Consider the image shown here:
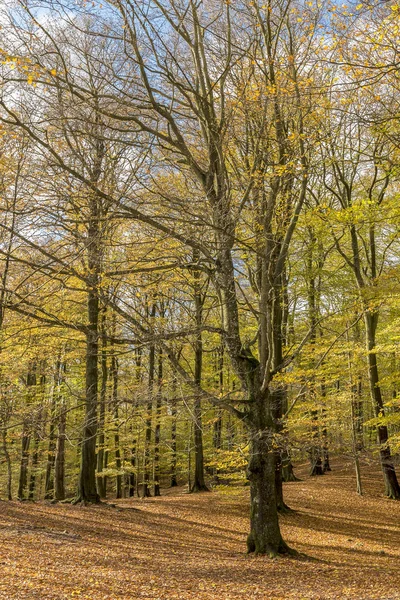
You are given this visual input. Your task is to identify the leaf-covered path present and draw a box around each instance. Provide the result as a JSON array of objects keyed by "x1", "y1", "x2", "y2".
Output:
[{"x1": 1, "y1": 461, "x2": 399, "y2": 600}]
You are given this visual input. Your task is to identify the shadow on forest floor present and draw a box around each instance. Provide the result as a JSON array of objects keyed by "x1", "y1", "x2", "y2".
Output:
[{"x1": 1, "y1": 457, "x2": 400, "y2": 600}]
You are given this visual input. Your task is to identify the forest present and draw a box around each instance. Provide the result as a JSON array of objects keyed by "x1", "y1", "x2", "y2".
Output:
[{"x1": 0, "y1": 0, "x2": 400, "y2": 598}]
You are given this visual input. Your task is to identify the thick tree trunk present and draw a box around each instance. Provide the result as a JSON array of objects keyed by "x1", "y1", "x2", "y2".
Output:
[
  {"x1": 365, "y1": 312, "x2": 400, "y2": 499},
  {"x1": 246, "y1": 399, "x2": 292, "y2": 557},
  {"x1": 78, "y1": 311, "x2": 100, "y2": 503}
]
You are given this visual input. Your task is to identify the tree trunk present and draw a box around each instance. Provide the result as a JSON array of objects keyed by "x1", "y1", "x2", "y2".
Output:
[
  {"x1": 309, "y1": 418, "x2": 324, "y2": 477},
  {"x1": 28, "y1": 425, "x2": 40, "y2": 500},
  {"x1": 365, "y1": 311, "x2": 400, "y2": 499},
  {"x1": 54, "y1": 406, "x2": 66, "y2": 501},
  {"x1": 77, "y1": 136, "x2": 104, "y2": 502},
  {"x1": 170, "y1": 375, "x2": 178, "y2": 487},
  {"x1": 111, "y1": 352, "x2": 122, "y2": 499},
  {"x1": 1, "y1": 428, "x2": 12, "y2": 500},
  {"x1": 18, "y1": 424, "x2": 30, "y2": 500},
  {"x1": 271, "y1": 386, "x2": 291, "y2": 512},
  {"x1": 213, "y1": 344, "x2": 223, "y2": 483},
  {"x1": 129, "y1": 437, "x2": 136, "y2": 497},
  {"x1": 78, "y1": 312, "x2": 100, "y2": 503},
  {"x1": 153, "y1": 348, "x2": 163, "y2": 496},
  {"x1": 44, "y1": 379, "x2": 57, "y2": 499},
  {"x1": 282, "y1": 450, "x2": 300, "y2": 482},
  {"x1": 351, "y1": 386, "x2": 363, "y2": 495},
  {"x1": 190, "y1": 250, "x2": 209, "y2": 493},
  {"x1": 246, "y1": 398, "x2": 292, "y2": 557},
  {"x1": 321, "y1": 394, "x2": 331, "y2": 473},
  {"x1": 97, "y1": 308, "x2": 108, "y2": 499},
  {"x1": 142, "y1": 306, "x2": 156, "y2": 498}
]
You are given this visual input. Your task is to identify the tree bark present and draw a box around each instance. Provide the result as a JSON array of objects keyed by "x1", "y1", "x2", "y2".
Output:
[
  {"x1": 54, "y1": 398, "x2": 67, "y2": 501},
  {"x1": 17, "y1": 424, "x2": 31, "y2": 501},
  {"x1": 191, "y1": 252, "x2": 209, "y2": 493},
  {"x1": 44, "y1": 378, "x2": 57, "y2": 499},
  {"x1": 365, "y1": 311, "x2": 400, "y2": 499},
  {"x1": 246, "y1": 396, "x2": 292, "y2": 557},
  {"x1": 1, "y1": 428, "x2": 12, "y2": 500},
  {"x1": 111, "y1": 351, "x2": 122, "y2": 499},
  {"x1": 18, "y1": 368, "x2": 36, "y2": 500},
  {"x1": 142, "y1": 304, "x2": 156, "y2": 498},
  {"x1": 153, "y1": 347, "x2": 163, "y2": 496},
  {"x1": 97, "y1": 307, "x2": 108, "y2": 499},
  {"x1": 170, "y1": 375, "x2": 178, "y2": 487}
]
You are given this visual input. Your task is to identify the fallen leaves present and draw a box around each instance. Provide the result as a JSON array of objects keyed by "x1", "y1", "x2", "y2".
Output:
[{"x1": 0, "y1": 459, "x2": 399, "y2": 599}]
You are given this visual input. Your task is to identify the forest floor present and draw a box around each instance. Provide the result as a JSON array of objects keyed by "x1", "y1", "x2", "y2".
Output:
[{"x1": 0, "y1": 459, "x2": 400, "y2": 600}]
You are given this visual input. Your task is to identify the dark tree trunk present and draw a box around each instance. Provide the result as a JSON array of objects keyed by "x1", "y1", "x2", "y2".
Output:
[
  {"x1": 321, "y1": 389, "x2": 331, "y2": 472},
  {"x1": 18, "y1": 424, "x2": 31, "y2": 500},
  {"x1": 170, "y1": 375, "x2": 178, "y2": 487},
  {"x1": 44, "y1": 380, "x2": 57, "y2": 499},
  {"x1": 365, "y1": 311, "x2": 400, "y2": 499},
  {"x1": 153, "y1": 347, "x2": 163, "y2": 497},
  {"x1": 213, "y1": 410, "x2": 222, "y2": 450},
  {"x1": 78, "y1": 300, "x2": 100, "y2": 503},
  {"x1": 28, "y1": 424, "x2": 41, "y2": 500},
  {"x1": 29, "y1": 374, "x2": 46, "y2": 499},
  {"x1": 77, "y1": 133, "x2": 104, "y2": 504},
  {"x1": 309, "y1": 417, "x2": 324, "y2": 477},
  {"x1": 191, "y1": 394, "x2": 209, "y2": 492},
  {"x1": 271, "y1": 390, "x2": 290, "y2": 512},
  {"x1": 212, "y1": 343, "x2": 223, "y2": 483},
  {"x1": 18, "y1": 368, "x2": 36, "y2": 500},
  {"x1": 190, "y1": 250, "x2": 209, "y2": 493},
  {"x1": 282, "y1": 450, "x2": 300, "y2": 482},
  {"x1": 246, "y1": 395, "x2": 292, "y2": 557},
  {"x1": 54, "y1": 399, "x2": 67, "y2": 501},
  {"x1": 111, "y1": 351, "x2": 122, "y2": 499},
  {"x1": 129, "y1": 439, "x2": 136, "y2": 497},
  {"x1": 128, "y1": 350, "x2": 142, "y2": 496},
  {"x1": 270, "y1": 276, "x2": 292, "y2": 511},
  {"x1": 322, "y1": 423, "x2": 331, "y2": 472}
]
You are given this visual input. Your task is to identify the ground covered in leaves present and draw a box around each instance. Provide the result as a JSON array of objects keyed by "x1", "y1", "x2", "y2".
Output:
[{"x1": 1, "y1": 459, "x2": 400, "y2": 600}]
